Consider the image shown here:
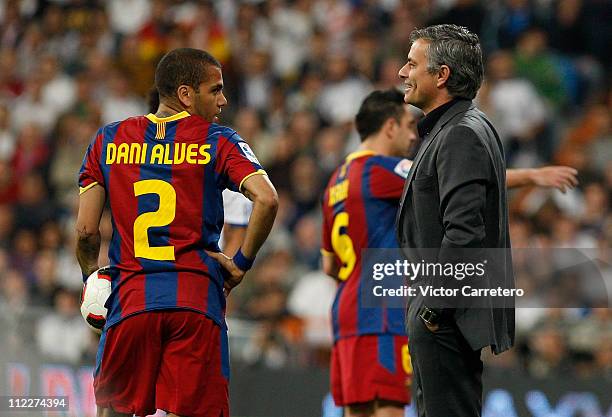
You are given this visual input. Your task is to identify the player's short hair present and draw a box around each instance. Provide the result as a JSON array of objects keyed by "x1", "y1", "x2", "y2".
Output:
[
  {"x1": 147, "y1": 86, "x2": 160, "y2": 113},
  {"x1": 355, "y1": 89, "x2": 406, "y2": 141},
  {"x1": 409, "y1": 24, "x2": 483, "y2": 99},
  {"x1": 155, "y1": 48, "x2": 221, "y2": 100}
]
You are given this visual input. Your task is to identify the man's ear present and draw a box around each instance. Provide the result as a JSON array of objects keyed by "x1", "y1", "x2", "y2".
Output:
[
  {"x1": 436, "y1": 65, "x2": 450, "y2": 88},
  {"x1": 176, "y1": 85, "x2": 193, "y2": 108},
  {"x1": 383, "y1": 117, "x2": 398, "y2": 138}
]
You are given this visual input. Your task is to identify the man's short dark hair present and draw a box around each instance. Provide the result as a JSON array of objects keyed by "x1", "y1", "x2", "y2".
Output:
[
  {"x1": 154, "y1": 48, "x2": 221, "y2": 99},
  {"x1": 410, "y1": 24, "x2": 483, "y2": 99},
  {"x1": 355, "y1": 89, "x2": 406, "y2": 141}
]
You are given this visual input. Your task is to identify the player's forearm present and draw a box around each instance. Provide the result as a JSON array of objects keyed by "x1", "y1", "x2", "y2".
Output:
[
  {"x1": 321, "y1": 253, "x2": 340, "y2": 280},
  {"x1": 505, "y1": 168, "x2": 535, "y2": 189},
  {"x1": 240, "y1": 192, "x2": 278, "y2": 259},
  {"x1": 222, "y1": 225, "x2": 247, "y2": 256},
  {"x1": 76, "y1": 230, "x2": 101, "y2": 277}
]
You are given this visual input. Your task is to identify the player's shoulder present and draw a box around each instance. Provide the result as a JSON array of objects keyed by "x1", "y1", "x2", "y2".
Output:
[
  {"x1": 100, "y1": 115, "x2": 145, "y2": 134},
  {"x1": 168, "y1": 115, "x2": 244, "y2": 144},
  {"x1": 366, "y1": 155, "x2": 412, "y2": 179},
  {"x1": 208, "y1": 123, "x2": 246, "y2": 148},
  {"x1": 367, "y1": 154, "x2": 403, "y2": 166},
  {"x1": 91, "y1": 119, "x2": 124, "y2": 143}
]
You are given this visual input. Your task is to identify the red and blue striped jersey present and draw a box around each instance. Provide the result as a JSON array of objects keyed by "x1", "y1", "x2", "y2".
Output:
[
  {"x1": 321, "y1": 150, "x2": 412, "y2": 341},
  {"x1": 78, "y1": 111, "x2": 265, "y2": 329}
]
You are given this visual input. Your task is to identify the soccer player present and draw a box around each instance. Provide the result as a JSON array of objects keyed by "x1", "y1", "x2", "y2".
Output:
[
  {"x1": 321, "y1": 89, "x2": 577, "y2": 417},
  {"x1": 76, "y1": 48, "x2": 278, "y2": 417},
  {"x1": 321, "y1": 89, "x2": 418, "y2": 417}
]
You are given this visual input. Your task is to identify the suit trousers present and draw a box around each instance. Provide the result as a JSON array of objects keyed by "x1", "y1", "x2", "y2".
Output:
[{"x1": 407, "y1": 306, "x2": 483, "y2": 417}]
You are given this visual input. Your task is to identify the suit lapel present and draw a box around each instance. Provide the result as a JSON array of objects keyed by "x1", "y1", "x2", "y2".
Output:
[{"x1": 398, "y1": 100, "x2": 474, "y2": 208}]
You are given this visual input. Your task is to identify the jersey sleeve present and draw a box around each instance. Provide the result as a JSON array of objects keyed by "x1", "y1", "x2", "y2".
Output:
[
  {"x1": 78, "y1": 128, "x2": 105, "y2": 194},
  {"x1": 368, "y1": 157, "x2": 411, "y2": 200},
  {"x1": 216, "y1": 130, "x2": 266, "y2": 192},
  {"x1": 222, "y1": 189, "x2": 253, "y2": 226}
]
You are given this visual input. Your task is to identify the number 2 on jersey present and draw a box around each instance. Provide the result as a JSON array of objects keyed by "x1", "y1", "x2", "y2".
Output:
[
  {"x1": 331, "y1": 212, "x2": 356, "y2": 280},
  {"x1": 133, "y1": 179, "x2": 176, "y2": 260}
]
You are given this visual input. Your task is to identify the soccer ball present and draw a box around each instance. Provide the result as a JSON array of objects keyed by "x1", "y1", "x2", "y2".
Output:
[{"x1": 80, "y1": 266, "x2": 112, "y2": 334}]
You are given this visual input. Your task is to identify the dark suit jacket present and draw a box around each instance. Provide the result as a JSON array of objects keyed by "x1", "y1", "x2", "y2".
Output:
[{"x1": 396, "y1": 99, "x2": 515, "y2": 354}]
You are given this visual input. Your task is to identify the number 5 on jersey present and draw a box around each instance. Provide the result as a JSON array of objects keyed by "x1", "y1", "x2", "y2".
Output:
[
  {"x1": 331, "y1": 212, "x2": 356, "y2": 280},
  {"x1": 133, "y1": 179, "x2": 176, "y2": 261}
]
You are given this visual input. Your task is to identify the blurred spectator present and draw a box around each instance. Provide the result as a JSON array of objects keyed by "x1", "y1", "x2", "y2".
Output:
[
  {"x1": 36, "y1": 287, "x2": 90, "y2": 364},
  {"x1": 106, "y1": 0, "x2": 151, "y2": 36},
  {"x1": 0, "y1": 203, "x2": 13, "y2": 247},
  {"x1": 478, "y1": 50, "x2": 548, "y2": 164},
  {"x1": 513, "y1": 27, "x2": 568, "y2": 111},
  {"x1": 101, "y1": 70, "x2": 146, "y2": 124},
  {"x1": 286, "y1": 110, "x2": 319, "y2": 154},
  {"x1": 182, "y1": 1, "x2": 231, "y2": 65},
  {"x1": 241, "y1": 320, "x2": 292, "y2": 369},
  {"x1": 0, "y1": 48, "x2": 23, "y2": 98},
  {"x1": 30, "y1": 250, "x2": 62, "y2": 308},
  {"x1": 11, "y1": 228, "x2": 38, "y2": 275},
  {"x1": 0, "y1": 103, "x2": 15, "y2": 160},
  {"x1": 39, "y1": 54, "x2": 76, "y2": 114},
  {"x1": 49, "y1": 115, "x2": 96, "y2": 208},
  {"x1": 10, "y1": 123, "x2": 49, "y2": 181},
  {"x1": 492, "y1": 0, "x2": 541, "y2": 49},
  {"x1": 266, "y1": 133, "x2": 298, "y2": 192},
  {"x1": 233, "y1": 107, "x2": 275, "y2": 166},
  {"x1": 114, "y1": 35, "x2": 157, "y2": 98},
  {"x1": 269, "y1": 0, "x2": 314, "y2": 80},
  {"x1": 547, "y1": 0, "x2": 586, "y2": 56},
  {"x1": 13, "y1": 172, "x2": 58, "y2": 232},
  {"x1": 292, "y1": 215, "x2": 322, "y2": 270},
  {"x1": 0, "y1": 267, "x2": 37, "y2": 360},
  {"x1": 317, "y1": 53, "x2": 371, "y2": 126},
  {"x1": 287, "y1": 270, "x2": 335, "y2": 349},
  {"x1": 526, "y1": 322, "x2": 572, "y2": 377},
  {"x1": 312, "y1": 0, "x2": 352, "y2": 50},
  {"x1": 288, "y1": 155, "x2": 322, "y2": 227},
  {"x1": 13, "y1": 75, "x2": 58, "y2": 134},
  {"x1": 240, "y1": 50, "x2": 275, "y2": 111},
  {"x1": 594, "y1": 333, "x2": 612, "y2": 379},
  {"x1": 287, "y1": 70, "x2": 324, "y2": 114},
  {"x1": 314, "y1": 126, "x2": 346, "y2": 180},
  {"x1": 568, "y1": 308, "x2": 612, "y2": 356}
]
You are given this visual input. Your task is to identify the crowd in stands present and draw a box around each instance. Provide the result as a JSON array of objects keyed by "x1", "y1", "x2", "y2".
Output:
[{"x1": 0, "y1": 0, "x2": 610, "y2": 381}]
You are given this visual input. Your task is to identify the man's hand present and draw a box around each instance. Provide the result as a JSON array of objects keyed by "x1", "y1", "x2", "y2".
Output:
[
  {"x1": 506, "y1": 166, "x2": 578, "y2": 192},
  {"x1": 423, "y1": 320, "x2": 439, "y2": 333},
  {"x1": 530, "y1": 166, "x2": 578, "y2": 193},
  {"x1": 206, "y1": 250, "x2": 246, "y2": 296}
]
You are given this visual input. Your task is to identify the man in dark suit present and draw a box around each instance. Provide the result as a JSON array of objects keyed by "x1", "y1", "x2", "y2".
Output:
[{"x1": 395, "y1": 25, "x2": 515, "y2": 417}]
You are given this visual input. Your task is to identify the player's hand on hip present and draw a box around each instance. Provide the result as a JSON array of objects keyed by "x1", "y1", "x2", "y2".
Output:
[{"x1": 205, "y1": 250, "x2": 246, "y2": 296}]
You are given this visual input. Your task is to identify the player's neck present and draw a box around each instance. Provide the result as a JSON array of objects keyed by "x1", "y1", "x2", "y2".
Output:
[
  {"x1": 359, "y1": 136, "x2": 388, "y2": 156},
  {"x1": 155, "y1": 102, "x2": 188, "y2": 118}
]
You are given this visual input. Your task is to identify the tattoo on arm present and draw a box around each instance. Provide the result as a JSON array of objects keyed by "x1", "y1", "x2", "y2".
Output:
[
  {"x1": 242, "y1": 189, "x2": 253, "y2": 200},
  {"x1": 76, "y1": 227, "x2": 101, "y2": 276}
]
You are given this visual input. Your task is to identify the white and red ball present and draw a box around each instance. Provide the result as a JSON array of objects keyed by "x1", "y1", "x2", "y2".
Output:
[{"x1": 80, "y1": 266, "x2": 111, "y2": 334}]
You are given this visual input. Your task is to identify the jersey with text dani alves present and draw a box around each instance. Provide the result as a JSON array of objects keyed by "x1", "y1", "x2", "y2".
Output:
[
  {"x1": 78, "y1": 111, "x2": 265, "y2": 329},
  {"x1": 321, "y1": 150, "x2": 412, "y2": 341}
]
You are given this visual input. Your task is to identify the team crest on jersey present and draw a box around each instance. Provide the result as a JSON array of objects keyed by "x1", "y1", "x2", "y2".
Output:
[
  {"x1": 239, "y1": 142, "x2": 260, "y2": 164},
  {"x1": 393, "y1": 159, "x2": 412, "y2": 178}
]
